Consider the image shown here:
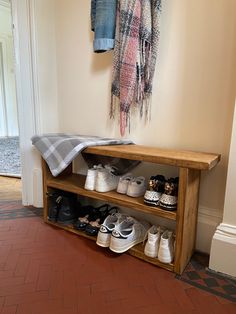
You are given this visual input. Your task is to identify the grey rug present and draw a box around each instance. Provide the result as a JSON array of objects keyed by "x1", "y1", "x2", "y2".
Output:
[{"x1": 0, "y1": 137, "x2": 21, "y2": 177}]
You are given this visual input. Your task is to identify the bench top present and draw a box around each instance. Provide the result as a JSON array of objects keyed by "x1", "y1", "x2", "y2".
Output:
[{"x1": 84, "y1": 144, "x2": 220, "y2": 170}]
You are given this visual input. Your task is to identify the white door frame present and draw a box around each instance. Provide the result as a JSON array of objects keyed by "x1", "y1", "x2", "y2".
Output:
[
  {"x1": 0, "y1": 41, "x2": 8, "y2": 136},
  {"x1": 11, "y1": 0, "x2": 42, "y2": 206}
]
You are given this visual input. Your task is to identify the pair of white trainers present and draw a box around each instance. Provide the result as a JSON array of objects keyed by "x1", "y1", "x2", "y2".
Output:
[
  {"x1": 144, "y1": 225, "x2": 175, "y2": 264},
  {"x1": 116, "y1": 173, "x2": 146, "y2": 197},
  {"x1": 84, "y1": 164, "x2": 120, "y2": 192},
  {"x1": 96, "y1": 212, "x2": 150, "y2": 253}
]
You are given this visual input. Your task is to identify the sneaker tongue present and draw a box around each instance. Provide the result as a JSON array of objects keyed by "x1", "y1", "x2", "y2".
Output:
[
  {"x1": 149, "y1": 233, "x2": 158, "y2": 241},
  {"x1": 118, "y1": 220, "x2": 134, "y2": 236},
  {"x1": 119, "y1": 228, "x2": 132, "y2": 236},
  {"x1": 105, "y1": 165, "x2": 119, "y2": 175}
]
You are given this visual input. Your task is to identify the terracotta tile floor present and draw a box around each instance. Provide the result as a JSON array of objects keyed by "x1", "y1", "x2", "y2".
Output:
[
  {"x1": 0, "y1": 178, "x2": 236, "y2": 313},
  {"x1": 0, "y1": 213, "x2": 236, "y2": 313}
]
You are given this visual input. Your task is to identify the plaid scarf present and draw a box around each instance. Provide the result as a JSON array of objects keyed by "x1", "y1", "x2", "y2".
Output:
[{"x1": 110, "y1": 0, "x2": 162, "y2": 136}]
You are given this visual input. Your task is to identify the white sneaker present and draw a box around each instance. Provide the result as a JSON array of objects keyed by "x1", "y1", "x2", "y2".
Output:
[
  {"x1": 95, "y1": 165, "x2": 120, "y2": 192},
  {"x1": 109, "y1": 218, "x2": 150, "y2": 253},
  {"x1": 116, "y1": 173, "x2": 134, "y2": 194},
  {"x1": 126, "y1": 176, "x2": 146, "y2": 197},
  {"x1": 96, "y1": 213, "x2": 128, "y2": 247},
  {"x1": 144, "y1": 225, "x2": 163, "y2": 258},
  {"x1": 158, "y1": 230, "x2": 174, "y2": 263},
  {"x1": 84, "y1": 164, "x2": 103, "y2": 190}
]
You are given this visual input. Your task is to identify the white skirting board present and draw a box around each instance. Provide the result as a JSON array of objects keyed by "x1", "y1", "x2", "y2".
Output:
[{"x1": 209, "y1": 223, "x2": 236, "y2": 277}]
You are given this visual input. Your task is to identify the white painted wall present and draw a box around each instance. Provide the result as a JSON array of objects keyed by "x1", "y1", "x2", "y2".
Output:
[{"x1": 0, "y1": 1, "x2": 18, "y2": 136}]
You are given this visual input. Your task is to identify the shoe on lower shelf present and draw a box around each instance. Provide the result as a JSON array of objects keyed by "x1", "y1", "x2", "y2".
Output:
[
  {"x1": 109, "y1": 218, "x2": 150, "y2": 253},
  {"x1": 48, "y1": 191, "x2": 78, "y2": 224},
  {"x1": 126, "y1": 176, "x2": 146, "y2": 197},
  {"x1": 56, "y1": 194, "x2": 78, "y2": 225},
  {"x1": 47, "y1": 193, "x2": 62, "y2": 222},
  {"x1": 85, "y1": 205, "x2": 118, "y2": 236},
  {"x1": 96, "y1": 212, "x2": 128, "y2": 247},
  {"x1": 74, "y1": 204, "x2": 109, "y2": 231},
  {"x1": 158, "y1": 230, "x2": 175, "y2": 264},
  {"x1": 144, "y1": 225, "x2": 163, "y2": 258}
]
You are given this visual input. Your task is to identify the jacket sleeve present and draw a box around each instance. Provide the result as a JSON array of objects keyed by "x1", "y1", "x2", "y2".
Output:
[{"x1": 92, "y1": 0, "x2": 117, "y2": 53}]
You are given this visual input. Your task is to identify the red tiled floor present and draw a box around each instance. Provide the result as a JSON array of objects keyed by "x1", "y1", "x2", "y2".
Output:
[{"x1": 0, "y1": 213, "x2": 236, "y2": 313}]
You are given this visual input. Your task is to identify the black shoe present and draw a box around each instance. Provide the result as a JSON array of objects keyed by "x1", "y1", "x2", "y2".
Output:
[
  {"x1": 159, "y1": 177, "x2": 179, "y2": 211},
  {"x1": 73, "y1": 205, "x2": 95, "y2": 231},
  {"x1": 47, "y1": 192, "x2": 62, "y2": 222},
  {"x1": 144, "y1": 175, "x2": 165, "y2": 206},
  {"x1": 85, "y1": 206, "x2": 118, "y2": 236},
  {"x1": 48, "y1": 191, "x2": 78, "y2": 224}
]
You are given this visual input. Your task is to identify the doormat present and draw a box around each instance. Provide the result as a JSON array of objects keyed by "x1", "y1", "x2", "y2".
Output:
[
  {"x1": 0, "y1": 136, "x2": 21, "y2": 177},
  {"x1": 0, "y1": 200, "x2": 43, "y2": 220},
  {"x1": 176, "y1": 252, "x2": 236, "y2": 302}
]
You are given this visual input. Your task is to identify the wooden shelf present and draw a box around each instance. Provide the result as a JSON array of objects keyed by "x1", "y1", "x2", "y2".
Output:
[
  {"x1": 42, "y1": 143, "x2": 221, "y2": 274},
  {"x1": 46, "y1": 173, "x2": 177, "y2": 221},
  {"x1": 84, "y1": 145, "x2": 220, "y2": 170},
  {"x1": 46, "y1": 219, "x2": 174, "y2": 272}
]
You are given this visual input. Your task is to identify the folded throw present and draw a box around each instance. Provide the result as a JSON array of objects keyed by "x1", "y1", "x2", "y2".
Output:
[{"x1": 32, "y1": 134, "x2": 134, "y2": 176}]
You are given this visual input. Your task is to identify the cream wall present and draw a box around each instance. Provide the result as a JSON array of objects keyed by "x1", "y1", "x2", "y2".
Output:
[{"x1": 54, "y1": 0, "x2": 236, "y2": 217}]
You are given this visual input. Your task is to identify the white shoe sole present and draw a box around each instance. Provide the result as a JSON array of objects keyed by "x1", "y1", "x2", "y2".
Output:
[
  {"x1": 158, "y1": 255, "x2": 173, "y2": 264},
  {"x1": 116, "y1": 186, "x2": 128, "y2": 194},
  {"x1": 95, "y1": 187, "x2": 116, "y2": 193},
  {"x1": 84, "y1": 185, "x2": 95, "y2": 191},
  {"x1": 144, "y1": 248, "x2": 158, "y2": 258},
  {"x1": 96, "y1": 232, "x2": 111, "y2": 247},
  {"x1": 126, "y1": 190, "x2": 146, "y2": 197},
  {"x1": 109, "y1": 236, "x2": 143, "y2": 253}
]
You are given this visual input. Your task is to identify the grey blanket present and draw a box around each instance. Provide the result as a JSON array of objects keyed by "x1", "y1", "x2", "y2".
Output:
[{"x1": 31, "y1": 134, "x2": 136, "y2": 177}]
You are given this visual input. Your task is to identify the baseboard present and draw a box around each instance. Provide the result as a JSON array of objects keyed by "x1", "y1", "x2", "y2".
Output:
[
  {"x1": 209, "y1": 223, "x2": 236, "y2": 277},
  {"x1": 196, "y1": 206, "x2": 223, "y2": 253}
]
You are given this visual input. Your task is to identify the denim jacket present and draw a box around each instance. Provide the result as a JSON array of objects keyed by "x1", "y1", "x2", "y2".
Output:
[{"x1": 91, "y1": 0, "x2": 117, "y2": 53}]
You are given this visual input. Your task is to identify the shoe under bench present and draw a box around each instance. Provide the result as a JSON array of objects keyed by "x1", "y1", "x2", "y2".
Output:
[{"x1": 42, "y1": 144, "x2": 220, "y2": 275}]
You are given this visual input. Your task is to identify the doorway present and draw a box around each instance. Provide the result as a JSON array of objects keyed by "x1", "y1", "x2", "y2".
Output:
[{"x1": 0, "y1": 0, "x2": 21, "y2": 178}]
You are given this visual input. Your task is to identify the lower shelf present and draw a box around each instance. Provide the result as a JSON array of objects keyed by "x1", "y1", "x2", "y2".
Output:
[{"x1": 45, "y1": 220, "x2": 174, "y2": 272}]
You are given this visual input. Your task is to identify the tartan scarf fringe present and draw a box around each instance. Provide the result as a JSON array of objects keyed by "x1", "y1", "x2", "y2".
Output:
[
  {"x1": 110, "y1": 0, "x2": 161, "y2": 136},
  {"x1": 110, "y1": 94, "x2": 152, "y2": 136}
]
